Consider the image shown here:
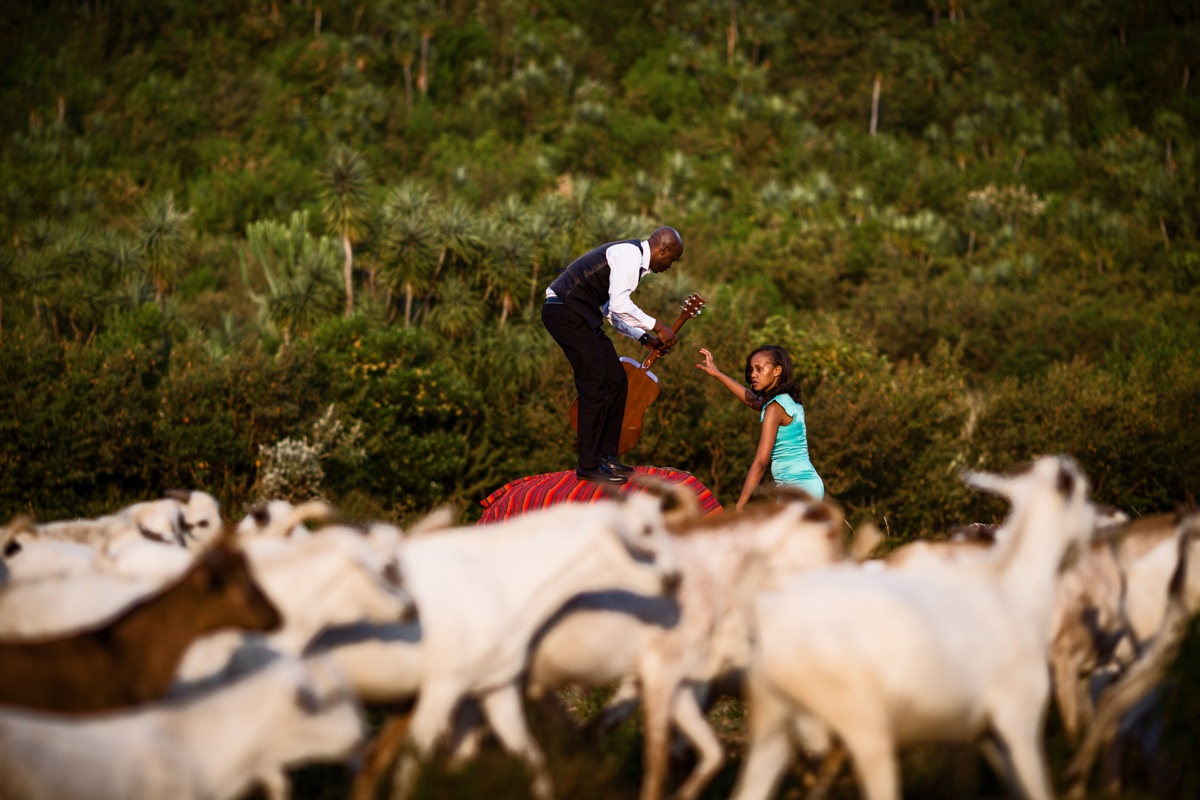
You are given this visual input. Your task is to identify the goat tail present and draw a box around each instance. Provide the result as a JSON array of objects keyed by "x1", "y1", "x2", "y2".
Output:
[{"x1": 1063, "y1": 512, "x2": 1197, "y2": 797}]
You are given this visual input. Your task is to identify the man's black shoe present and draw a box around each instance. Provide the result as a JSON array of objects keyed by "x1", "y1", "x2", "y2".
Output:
[
  {"x1": 601, "y1": 455, "x2": 636, "y2": 475},
  {"x1": 576, "y1": 463, "x2": 628, "y2": 485}
]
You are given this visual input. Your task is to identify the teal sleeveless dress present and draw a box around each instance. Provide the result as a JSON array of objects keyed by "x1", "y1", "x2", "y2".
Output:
[{"x1": 760, "y1": 394, "x2": 824, "y2": 500}]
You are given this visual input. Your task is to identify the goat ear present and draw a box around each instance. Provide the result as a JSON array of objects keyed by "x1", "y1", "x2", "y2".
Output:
[
  {"x1": 163, "y1": 489, "x2": 194, "y2": 502},
  {"x1": 848, "y1": 521, "x2": 884, "y2": 562},
  {"x1": 408, "y1": 505, "x2": 457, "y2": 536},
  {"x1": 661, "y1": 486, "x2": 700, "y2": 524},
  {"x1": 961, "y1": 470, "x2": 1012, "y2": 497},
  {"x1": 261, "y1": 500, "x2": 335, "y2": 539},
  {"x1": 627, "y1": 475, "x2": 700, "y2": 522}
]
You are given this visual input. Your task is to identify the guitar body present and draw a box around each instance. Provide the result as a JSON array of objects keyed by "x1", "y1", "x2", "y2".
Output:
[
  {"x1": 568, "y1": 358, "x2": 659, "y2": 456},
  {"x1": 565, "y1": 294, "x2": 705, "y2": 457}
]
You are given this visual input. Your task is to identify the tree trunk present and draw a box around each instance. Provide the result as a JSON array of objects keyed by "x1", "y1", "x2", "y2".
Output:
[
  {"x1": 870, "y1": 73, "x2": 881, "y2": 136},
  {"x1": 1160, "y1": 219, "x2": 1170, "y2": 251},
  {"x1": 0, "y1": 295, "x2": 4, "y2": 343},
  {"x1": 418, "y1": 31, "x2": 431, "y2": 95},
  {"x1": 404, "y1": 281, "x2": 413, "y2": 327},
  {"x1": 314, "y1": 6, "x2": 321, "y2": 37},
  {"x1": 416, "y1": 248, "x2": 448, "y2": 319},
  {"x1": 342, "y1": 232, "x2": 355, "y2": 316},
  {"x1": 528, "y1": 259, "x2": 539, "y2": 310},
  {"x1": 968, "y1": 230, "x2": 976, "y2": 257},
  {"x1": 402, "y1": 62, "x2": 413, "y2": 112},
  {"x1": 727, "y1": 0, "x2": 738, "y2": 65},
  {"x1": 499, "y1": 294, "x2": 510, "y2": 328}
]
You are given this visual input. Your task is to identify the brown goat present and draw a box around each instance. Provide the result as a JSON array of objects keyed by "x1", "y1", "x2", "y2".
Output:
[{"x1": 0, "y1": 533, "x2": 280, "y2": 713}]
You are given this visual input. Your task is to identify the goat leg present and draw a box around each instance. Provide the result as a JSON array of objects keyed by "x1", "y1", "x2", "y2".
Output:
[
  {"x1": 666, "y1": 686, "x2": 725, "y2": 800},
  {"x1": 480, "y1": 683, "x2": 554, "y2": 800},
  {"x1": 804, "y1": 744, "x2": 846, "y2": 800},
  {"x1": 350, "y1": 712, "x2": 411, "y2": 800}
]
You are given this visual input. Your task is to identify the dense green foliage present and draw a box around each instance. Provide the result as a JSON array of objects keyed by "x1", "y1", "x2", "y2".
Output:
[{"x1": 2, "y1": 0, "x2": 1198, "y2": 534}]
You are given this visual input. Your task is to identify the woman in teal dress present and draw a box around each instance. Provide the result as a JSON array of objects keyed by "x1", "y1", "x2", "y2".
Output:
[{"x1": 696, "y1": 344, "x2": 824, "y2": 509}]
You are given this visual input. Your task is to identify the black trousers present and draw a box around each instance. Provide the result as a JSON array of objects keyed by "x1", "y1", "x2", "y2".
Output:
[{"x1": 542, "y1": 303, "x2": 628, "y2": 470}]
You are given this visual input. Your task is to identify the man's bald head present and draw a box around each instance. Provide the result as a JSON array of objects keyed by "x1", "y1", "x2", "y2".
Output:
[{"x1": 648, "y1": 227, "x2": 683, "y2": 273}]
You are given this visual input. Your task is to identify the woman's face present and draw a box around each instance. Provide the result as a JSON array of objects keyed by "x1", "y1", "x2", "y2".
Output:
[{"x1": 748, "y1": 353, "x2": 782, "y2": 393}]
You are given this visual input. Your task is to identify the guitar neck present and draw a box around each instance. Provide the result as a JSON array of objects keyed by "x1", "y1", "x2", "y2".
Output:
[{"x1": 639, "y1": 309, "x2": 691, "y2": 370}]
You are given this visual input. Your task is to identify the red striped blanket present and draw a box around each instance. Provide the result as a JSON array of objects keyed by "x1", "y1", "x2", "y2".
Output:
[{"x1": 477, "y1": 466, "x2": 724, "y2": 525}]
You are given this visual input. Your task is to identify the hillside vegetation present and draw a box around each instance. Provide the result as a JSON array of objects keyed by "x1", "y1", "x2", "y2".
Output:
[{"x1": 2, "y1": 0, "x2": 1198, "y2": 534}]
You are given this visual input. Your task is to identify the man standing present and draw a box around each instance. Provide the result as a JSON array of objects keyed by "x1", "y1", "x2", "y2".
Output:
[{"x1": 542, "y1": 227, "x2": 684, "y2": 484}]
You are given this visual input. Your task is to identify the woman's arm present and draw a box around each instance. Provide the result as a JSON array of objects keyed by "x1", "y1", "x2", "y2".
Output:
[
  {"x1": 735, "y1": 402, "x2": 785, "y2": 510},
  {"x1": 695, "y1": 348, "x2": 763, "y2": 411}
]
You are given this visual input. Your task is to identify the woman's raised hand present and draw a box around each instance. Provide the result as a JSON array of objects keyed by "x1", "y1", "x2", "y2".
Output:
[{"x1": 696, "y1": 348, "x2": 721, "y2": 377}]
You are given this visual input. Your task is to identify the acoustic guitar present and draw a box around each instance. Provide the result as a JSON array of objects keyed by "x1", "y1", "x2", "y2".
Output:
[{"x1": 568, "y1": 293, "x2": 707, "y2": 455}]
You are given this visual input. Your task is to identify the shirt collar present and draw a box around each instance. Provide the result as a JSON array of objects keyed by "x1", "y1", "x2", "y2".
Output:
[{"x1": 640, "y1": 240, "x2": 651, "y2": 274}]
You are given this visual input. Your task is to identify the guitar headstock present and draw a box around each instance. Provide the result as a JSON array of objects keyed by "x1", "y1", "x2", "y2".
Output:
[{"x1": 680, "y1": 293, "x2": 707, "y2": 320}]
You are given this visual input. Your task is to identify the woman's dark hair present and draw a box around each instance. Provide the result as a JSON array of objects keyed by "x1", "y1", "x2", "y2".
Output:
[{"x1": 745, "y1": 345, "x2": 803, "y2": 405}]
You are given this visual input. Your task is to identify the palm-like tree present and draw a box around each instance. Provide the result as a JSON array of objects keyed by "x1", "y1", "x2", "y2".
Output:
[
  {"x1": 266, "y1": 249, "x2": 343, "y2": 340},
  {"x1": 379, "y1": 211, "x2": 438, "y2": 326},
  {"x1": 319, "y1": 148, "x2": 373, "y2": 317},
  {"x1": 417, "y1": 197, "x2": 480, "y2": 318},
  {"x1": 481, "y1": 221, "x2": 533, "y2": 328},
  {"x1": 113, "y1": 274, "x2": 156, "y2": 310},
  {"x1": 18, "y1": 250, "x2": 60, "y2": 330},
  {"x1": 491, "y1": 194, "x2": 529, "y2": 229},
  {"x1": 522, "y1": 210, "x2": 561, "y2": 309},
  {"x1": 134, "y1": 192, "x2": 191, "y2": 309},
  {"x1": 383, "y1": 179, "x2": 435, "y2": 219},
  {"x1": 588, "y1": 201, "x2": 649, "y2": 244},
  {"x1": 427, "y1": 274, "x2": 483, "y2": 338},
  {"x1": 393, "y1": 21, "x2": 419, "y2": 113},
  {"x1": 244, "y1": 211, "x2": 344, "y2": 344},
  {"x1": 562, "y1": 175, "x2": 599, "y2": 253},
  {"x1": 99, "y1": 230, "x2": 143, "y2": 283}
]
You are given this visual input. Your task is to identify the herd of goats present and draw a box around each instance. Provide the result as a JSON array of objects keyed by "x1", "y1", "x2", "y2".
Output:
[{"x1": 0, "y1": 455, "x2": 1196, "y2": 800}]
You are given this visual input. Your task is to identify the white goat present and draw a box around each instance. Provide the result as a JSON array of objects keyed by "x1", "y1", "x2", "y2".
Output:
[
  {"x1": 236, "y1": 499, "x2": 334, "y2": 539},
  {"x1": 30, "y1": 491, "x2": 221, "y2": 548},
  {"x1": 0, "y1": 571, "x2": 160, "y2": 637},
  {"x1": 0, "y1": 656, "x2": 364, "y2": 800},
  {"x1": 335, "y1": 490, "x2": 683, "y2": 800},
  {"x1": 174, "y1": 528, "x2": 414, "y2": 688},
  {"x1": 731, "y1": 456, "x2": 1094, "y2": 800},
  {"x1": 523, "y1": 498, "x2": 846, "y2": 800}
]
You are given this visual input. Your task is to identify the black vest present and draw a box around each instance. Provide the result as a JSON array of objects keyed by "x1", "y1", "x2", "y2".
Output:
[{"x1": 548, "y1": 239, "x2": 643, "y2": 328}]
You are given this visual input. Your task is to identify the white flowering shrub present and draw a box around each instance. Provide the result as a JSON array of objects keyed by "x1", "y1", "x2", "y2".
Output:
[{"x1": 255, "y1": 404, "x2": 365, "y2": 502}]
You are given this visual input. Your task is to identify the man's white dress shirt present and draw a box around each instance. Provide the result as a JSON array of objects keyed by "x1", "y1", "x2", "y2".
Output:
[{"x1": 546, "y1": 240, "x2": 656, "y2": 340}]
